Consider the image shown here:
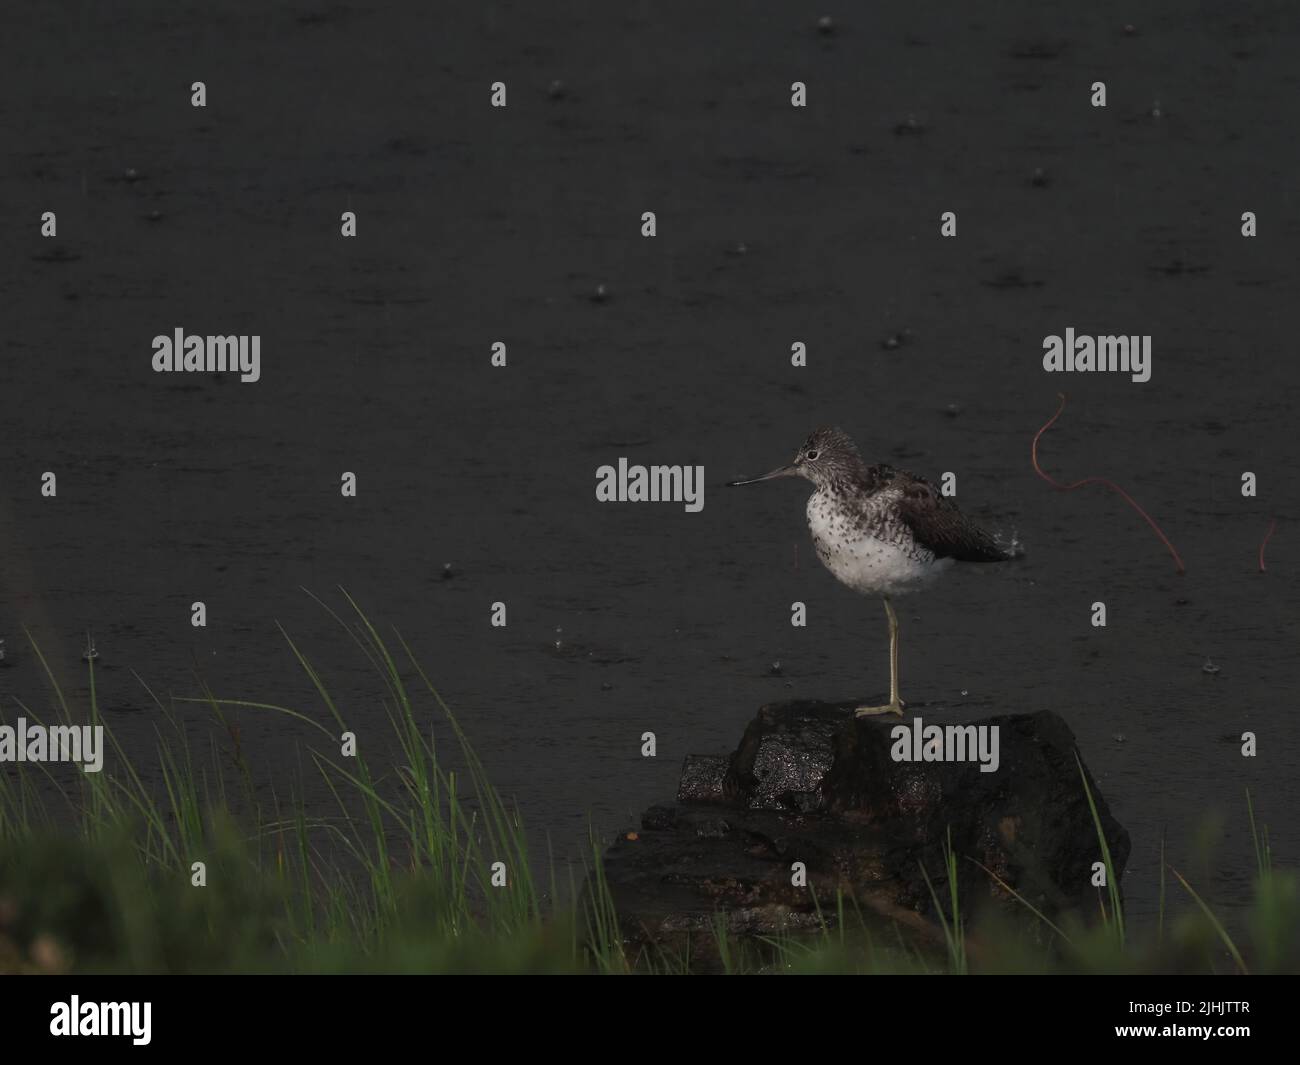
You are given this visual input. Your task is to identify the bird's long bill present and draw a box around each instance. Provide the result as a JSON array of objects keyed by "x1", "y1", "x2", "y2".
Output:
[{"x1": 726, "y1": 464, "x2": 798, "y2": 486}]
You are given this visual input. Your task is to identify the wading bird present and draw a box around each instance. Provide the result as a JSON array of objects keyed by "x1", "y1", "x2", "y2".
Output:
[{"x1": 729, "y1": 427, "x2": 1013, "y2": 716}]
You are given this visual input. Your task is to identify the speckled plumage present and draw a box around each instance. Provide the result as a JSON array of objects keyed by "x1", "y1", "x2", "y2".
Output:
[
  {"x1": 737, "y1": 425, "x2": 1011, "y2": 597},
  {"x1": 802, "y1": 432, "x2": 1010, "y2": 596},
  {"x1": 728, "y1": 426, "x2": 1012, "y2": 715},
  {"x1": 806, "y1": 481, "x2": 954, "y2": 596}
]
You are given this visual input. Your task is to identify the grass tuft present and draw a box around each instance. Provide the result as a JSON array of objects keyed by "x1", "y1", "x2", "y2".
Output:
[{"x1": 0, "y1": 596, "x2": 1296, "y2": 973}]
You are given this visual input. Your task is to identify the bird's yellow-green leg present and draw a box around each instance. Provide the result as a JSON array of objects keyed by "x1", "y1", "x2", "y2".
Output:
[{"x1": 855, "y1": 596, "x2": 906, "y2": 717}]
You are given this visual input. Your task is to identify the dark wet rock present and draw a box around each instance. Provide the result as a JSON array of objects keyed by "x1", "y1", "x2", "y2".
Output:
[
  {"x1": 677, "y1": 754, "x2": 727, "y2": 803},
  {"x1": 722, "y1": 700, "x2": 841, "y2": 810},
  {"x1": 597, "y1": 699, "x2": 1129, "y2": 969}
]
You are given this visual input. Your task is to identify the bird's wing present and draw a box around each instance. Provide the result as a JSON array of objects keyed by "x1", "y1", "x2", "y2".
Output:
[{"x1": 892, "y1": 472, "x2": 1010, "y2": 562}]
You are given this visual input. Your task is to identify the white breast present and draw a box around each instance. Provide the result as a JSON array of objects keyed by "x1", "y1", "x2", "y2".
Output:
[{"x1": 806, "y1": 491, "x2": 951, "y2": 597}]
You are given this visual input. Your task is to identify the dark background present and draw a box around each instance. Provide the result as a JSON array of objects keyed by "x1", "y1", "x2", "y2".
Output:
[{"x1": 3, "y1": 0, "x2": 1298, "y2": 930}]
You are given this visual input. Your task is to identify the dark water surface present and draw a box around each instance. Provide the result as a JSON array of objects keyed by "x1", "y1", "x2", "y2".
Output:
[{"x1": 3, "y1": 1, "x2": 1300, "y2": 931}]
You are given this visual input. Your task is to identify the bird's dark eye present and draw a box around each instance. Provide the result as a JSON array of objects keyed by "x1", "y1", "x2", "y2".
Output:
[{"x1": 806, "y1": 449, "x2": 819, "y2": 461}]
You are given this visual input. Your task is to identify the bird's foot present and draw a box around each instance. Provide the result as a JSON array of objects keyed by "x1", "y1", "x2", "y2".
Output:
[{"x1": 854, "y1": 700, "x2": 905, "y2": 718}]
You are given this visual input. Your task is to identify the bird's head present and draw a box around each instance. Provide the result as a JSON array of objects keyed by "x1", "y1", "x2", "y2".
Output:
[{"x1": 728, "y1": 426, "x2": 865, "y2": 491}]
